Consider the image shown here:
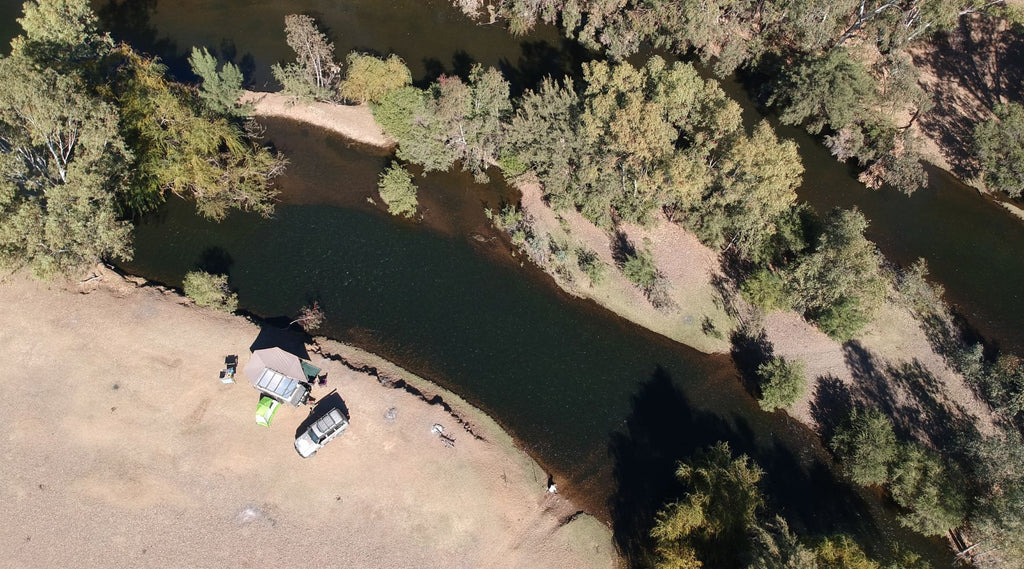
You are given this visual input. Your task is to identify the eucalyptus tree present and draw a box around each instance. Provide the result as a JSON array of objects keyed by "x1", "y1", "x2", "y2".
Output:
[
  {"x1": 272, "y1": 14, "x2": 341, "y2": 101},
  {"x1": 0, "y1": 54, "x2": 131, "y2": 275}
]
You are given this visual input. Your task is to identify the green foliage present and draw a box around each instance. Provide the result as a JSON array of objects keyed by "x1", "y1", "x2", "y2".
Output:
[
  {"x1": 741, "y1": 269, "x2": 790, "y2": 313},
  {"x1": 270, "y1": 62, "x2": 323, "y2": 102},
  {"x1": 114, "y1": 48, "x2": 285, "y2": 221},
  {"x1": 748, "y1": 515, "x2": 819, "y2": 569},
  {"x1": 894, "y1": 259, "x2": 944, "y2": 318},
  {"x1": 182, "y1": 271, "x2": 238, "y2": 312},
  {"x1": 968, "y1": 431, "x2": 1024, "y2": 566},
  {"x1": 757, "y1": 357, "x2": 806, "y2": 412},
  {"x1": 575, "y1": 246, "x2": 606, "y2": 286},
  {"x1": 830, "y1": 408, "x2": 898, "y2": 487},
  {"x1": 771, "y1": 49, "x2": 876, "y2": 136},
  {"x1": 372, "y1": 68, "x2": 510, "y2": 181},
  {"x1": 814, "y1": 296, "x2": 873, "y2": 343},
  {"x1": 621, "y1": 246, "x2": 661, "y2": 293},
  {"x1": 651, "y1": 442, "x2": 764, "y2": 568},
  {"x1": 377, "y1": 163, "x2": 418, "y2": 218},
  {"x1": 188, "y1": 47, "x2": 250, "y2": 117},
  {"x1": 339, "y1": 53, "x2": 412, "y2": 104},
  {"x1": 786, "y1": 208, "x2": 886, "y2": 342},
  {"x1": 974, "y1": 102, "x2": 1024, "y2": 198},
  {"x1": 0, "y1": 54, "x2": 132, "y2": 276},
  {"x1": 888, "y1": 443, "x2": 966, "y2": 536},
  {"x1": 273, "y1": 14, "x2": 340, "y2": 101},
  {"x1": 0, "y1": 0, "x2": 287, "y2": 276},
  {"x1": 686, "y1": 121, "x2": 803, "y2": 259},
  {"x1": 505, "y1": 76, "x2": 586, "y2": 210},
  {"x1": 12, "y1": 0, "x2": 103, "y2": 65},
  {"x1": 813, "y1": 535, "x2": 880, "y2": 569}
]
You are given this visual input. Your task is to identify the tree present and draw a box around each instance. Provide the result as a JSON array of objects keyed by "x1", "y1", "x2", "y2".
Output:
[
  {"x1": 974, "y1": 102, "x2": 1024, "y2": 198},
  {"x1": 757, "y1": 357, "x2": 807, "y2": 412},
  {"x1": 888, "y1": 442, "x2": 966, "y2": 536},
  {"x1": 377, "y1": 163, "x2": 418, "y2": 218},
  {"x1": 786, "y1": 208, "x2": 886, "y2": 342},
  {"x1": 271, "y1": 14, "x2": 340, "y2": 101},
  {"x1": 0, "y1": 54, "x2": 132, "y2": 275},
  {"x1": 182, "y1": 271, "x2": 238, "y2": 312},
  {"x1": 372, "y1": 67, "x2": 510, "y2": 182},
  {"x1": 505, "y1": 77, "x2": 585, "y2": 211},
  {"x1": 748, "y1": 515, "x2": 819, "y2": 569},
  {"x1": 12, "y1": 0, "x2": 104, "y2": 64},
  {"x1": 291, "y1": 301, "x2": 326, "y2": 332},
  {"x1": 114, "y1": 48, "x2": 285, "y2": 220},
  {"x1": 969, "y1": 431, "x2": 1024, "y2": 567},
  {"x1": 339, "y1": 53, "x2": 412, "y2": 104},
  {"x1": 375, "y1": 85, "x2": 458, "y2": 172},
  {"x1": 575, "y1": 246, "x2": 607, "y2": 286},
  {"x1": 741, "y1": 269, "x2": 791, "y2": 312},
  {"x1": 188, "y1": 47, "x2": 250, "y2": 117},
  {"x1": 688, "y1": 121, "x2": 803, "y2": 259},
  {"x1": 651, "y1": 442, "x2": 764, "y2": 568},
  {"x1": 770, "y1": 50, "x2": 876, "y2": 135},
  {"x1": 813, "y1": 535, "x2": 880, "y2": 569},
  {"x1": 829, "y1": 408, "x2": 898, "y2": 487},
  {"x1": 621, "y1": 245, "x2": 663, "y2": 298}
]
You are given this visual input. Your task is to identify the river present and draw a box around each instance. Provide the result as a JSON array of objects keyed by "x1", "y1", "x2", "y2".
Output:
[
  {"x1": 79, "y1": 0, "x2": 1024, "y2": 354},
  {"x1": 121, "y1": 116, "x2": 946, "y2": 563},
  {"x1": 0, "y1": 0, "x2": 1002, "y2": 563}
]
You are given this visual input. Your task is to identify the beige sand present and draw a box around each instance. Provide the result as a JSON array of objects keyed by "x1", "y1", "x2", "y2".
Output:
[
  {"x1": 243, "y1": 90, "x2": 394, "y2": 149},
  {"x1": 0, "y1": 271, "x2": 617, "y2": 569},
  {"x1": 517, "y1": 181, "x2": 733, "y2": 354}
]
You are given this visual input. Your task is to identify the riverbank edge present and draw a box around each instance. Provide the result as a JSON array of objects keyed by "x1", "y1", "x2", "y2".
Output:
[
  {"x1": 244, "y1": 91, "x2": 997, "y2": 440},
  {"x1": 63, "y1": 262, "x2": 619, "y2": 561},
  {"x1": 244, "y1": 91, "x2": 733, "y2": 355}
]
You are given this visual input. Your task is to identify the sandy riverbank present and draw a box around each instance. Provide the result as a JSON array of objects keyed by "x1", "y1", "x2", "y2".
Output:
[
  {"x1": 0, "y1": 270, "x2": 617, "y2": 569},
  {"x1": 244, "y1": 90, "x2": 997, "y2": 439},
  {"x1": 243, "y1": 90, "x2": 394, "y2": 149}
]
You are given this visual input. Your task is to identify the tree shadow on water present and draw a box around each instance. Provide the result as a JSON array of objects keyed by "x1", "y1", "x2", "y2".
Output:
[{"x1": 609, "y1": 366, "x2": 883, "y2": 566}]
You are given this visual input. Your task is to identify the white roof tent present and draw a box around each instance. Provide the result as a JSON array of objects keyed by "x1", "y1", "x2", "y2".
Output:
[{"x1": 243, "y1": 347, "x2": 320, "y2": 407}]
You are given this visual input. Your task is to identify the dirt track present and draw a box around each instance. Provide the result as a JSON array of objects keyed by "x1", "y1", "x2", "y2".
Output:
[{"x1": 0, "y1": 272, "x2": 616, "y2": 569}]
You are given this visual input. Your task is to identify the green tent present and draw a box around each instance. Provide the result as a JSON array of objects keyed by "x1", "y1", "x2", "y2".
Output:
[{"x1": 255, "y1": 396, "x2": 281, "y2": 427}]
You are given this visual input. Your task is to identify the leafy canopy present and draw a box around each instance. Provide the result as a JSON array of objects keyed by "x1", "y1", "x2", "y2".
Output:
[{"x1": 377, "y1": 163, "x2": 418, "y2": 218}]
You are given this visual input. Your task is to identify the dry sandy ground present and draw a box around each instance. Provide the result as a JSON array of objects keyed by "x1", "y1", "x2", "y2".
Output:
[
  {"x1": 243, "y1": 90, "x2": 394, "y2": 149},
  {"x1": 520, "y1": 178, "x2": 997, "y2": 435},
  {"x1": 518, "y1": 181, "x2": 733, "y2": 354},
  {"x1": 910, "y1": 14, "x2": 1024, "y2": 190},
  {"x1": 0, "y1": 272, "x2": 617, "y2": 569}
]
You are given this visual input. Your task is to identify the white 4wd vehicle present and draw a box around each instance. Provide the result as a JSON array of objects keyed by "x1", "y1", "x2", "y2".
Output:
[{"x1": 295, "y1": 408, "x2": 349, "y2": 458}]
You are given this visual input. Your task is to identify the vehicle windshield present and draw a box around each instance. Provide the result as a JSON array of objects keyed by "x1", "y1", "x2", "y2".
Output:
[{"x1": 307, "y1": 429, "x2": 321, "y2": 444}]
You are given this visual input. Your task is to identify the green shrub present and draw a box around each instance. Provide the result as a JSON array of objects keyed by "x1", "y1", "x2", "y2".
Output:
[
  {"x1": 741, "y1": 269, "x2": 790, "y2": 312},
  {"x1": 622, "y1": 247, "x2": 660, "y2": 292},
  {"x1": 575, "y1": 247, "x2": 606, "y2": 286},
  {"x1": 829, "y1": 408, "x2": 897, "y2": 487},
  {"x1": 377, "y1": 163, "x2": 418, "y2": 218},
  {"x1": 756, "y1": 357, "x2": 806, "y2": 411},
  {"x1": 182, "y1": 271, "x2": 238, "y2": 312},
  {"x1": 339, "y1": 53, "x2": 412, "y2": 104},
  {"x1": 813, "y1": 296, "x2": 871, "y2": 343}
]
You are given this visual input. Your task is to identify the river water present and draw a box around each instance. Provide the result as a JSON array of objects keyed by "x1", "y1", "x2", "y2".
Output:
[
  {"x1": 80, "y1": 0, "x2": 1024, "y2": 354},
  {"x1": 1, "y1": 0, "x2": 1002, "y2": 562},
  {"x1": 120, "y1": 117, "x2": 944, "y2": 562}
]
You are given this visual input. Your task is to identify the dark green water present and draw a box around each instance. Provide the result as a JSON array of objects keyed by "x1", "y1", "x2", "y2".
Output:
[
  {"x1": 75, "y1": 0, "x2": 1024, "y2": 352},
  {"x1": 120, "y1": 117, "x2": 947, "y2": 563},
  {"x1": 0, "y1": 1, "x2": 993, "y2": 561}
]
